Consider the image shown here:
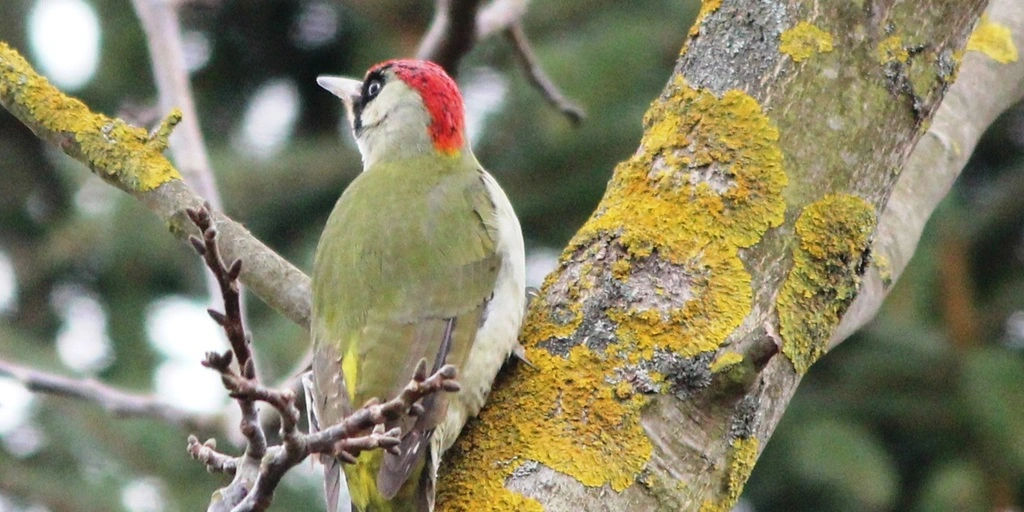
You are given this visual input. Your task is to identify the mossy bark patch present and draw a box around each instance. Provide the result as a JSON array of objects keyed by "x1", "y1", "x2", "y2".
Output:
[{"x1": 876, "y1": 36, "x2": 910, "y2": 64}]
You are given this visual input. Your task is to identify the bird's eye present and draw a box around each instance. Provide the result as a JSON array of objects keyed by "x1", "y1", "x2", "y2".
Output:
[{"x1": 366, "y1": 79, "x2": 383, "y2": 100}]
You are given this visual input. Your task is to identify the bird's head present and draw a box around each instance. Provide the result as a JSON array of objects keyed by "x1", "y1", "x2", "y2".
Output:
[{"x1": 317, "y1": 59, "x2": 466, "y2": 168}]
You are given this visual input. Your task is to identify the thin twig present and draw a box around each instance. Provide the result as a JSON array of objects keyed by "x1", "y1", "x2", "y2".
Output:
[
  {"x1": 416, "y1": 0, "x2": 583, "y2": 123},
  {"x1": 187, "y1": 207, "x2": 250, "y2": 376},
  {"x1": 506, "y1": 22, "x2": 585, "y2": 124},
  {"x1": 476, "y1": 0, "x2": 530, "y2": 39},
  {"x1": 0, "y1": 359, "x2": 210, "y2": 430},
  {"x1": 417, "y1": 0, "x2": 484, "y2": 75},
  {"x1": 187, "y1": 205, "x2": 266, "y2": 462},
  {"x1": 305, "y1": 360, "x2": 460, "y2": 455},
  {"x1": 187, "y1": 435, "x2": 238, "y2": 475},
  {"x1": 184, "y1": 204, "x2": 459, "y2": 512}
]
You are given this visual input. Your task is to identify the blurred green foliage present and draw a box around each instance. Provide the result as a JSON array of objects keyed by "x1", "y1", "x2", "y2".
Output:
[{"x1": 0, "y1": 0, "x2": 1022, "y2": 510}]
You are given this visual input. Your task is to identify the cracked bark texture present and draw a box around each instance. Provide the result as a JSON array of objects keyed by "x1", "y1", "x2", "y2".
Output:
[{"x1": 436, "y1": 0, "x2": 993, "y2": 510}]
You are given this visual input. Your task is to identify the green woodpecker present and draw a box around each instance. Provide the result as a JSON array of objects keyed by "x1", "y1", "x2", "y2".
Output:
[{"x1": 310, "y1": 60, "x2": 526, "y2": 512}]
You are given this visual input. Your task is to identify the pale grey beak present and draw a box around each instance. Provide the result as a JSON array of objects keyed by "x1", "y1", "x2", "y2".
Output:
[{"x1": 316, "y1": 75, "x2": 362, "y2": 106}]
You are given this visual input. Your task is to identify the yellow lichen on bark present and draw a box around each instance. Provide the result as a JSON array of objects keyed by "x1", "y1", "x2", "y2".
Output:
[
  {"x1": 607, "y1": 249, "x2": 750, "y2": 361},
  {"x1": 875, "y1": 252, "x2": 893, "y2": 288},
  {"x1": 575, "y1": 76, "x2": 787, "y2": 360},
  {"x1": 777, "y1": 194, "x2": 877, "y2": 375},
  {"x1": 438, "y1": 345, "x2": 652, "y2": 511},
  {"x1": 0, "y1": 42, "x2": 180, "y2": 191},
  {"x1": 438, "y1": 76, "x2": 787, "y2": 509},
  {"x1": 779, "y1": 22, "x2": 834, "y2": 62},
  {"x1": 688, "y1": 0, "x2": 723, "y2": 38},
  {"x1": 967, "y1": 14, "x2": 1019, "y2": 64},
  {"x1": 709, "y1": 351, "x2": 743, "y2": 373},
  {"x1": 699, "y1": 438, "x2": 759, "y2": 512},
  {"x1": 876, "y1": 36, "x2": 909, "y2": 64}
]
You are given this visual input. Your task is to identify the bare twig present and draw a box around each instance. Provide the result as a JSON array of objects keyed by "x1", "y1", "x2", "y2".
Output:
[
  {"x1": 304, "y1": 360, "x2": 460, "y2": 455},
  {"x1": 184, "y1": 205, "x2": 459, "y2": 512},
  {"x1": 0, "y1": 359, "x2": 210, "y2": 430},
  {"x1": 476, "y1": 0, "x2": 530, "y2": 39},
  {"x1": 230, "y1": 360, "x2": 459, "y2": 512},
  {"x1": 506, "y1": 22, "x2": 585, "y2": 124},
  {"x1": 417, "y1": 0, "x2": 484, "y2": 75},
  {"x1": 417, "y1": 0, "x2": 583, "y2": 123},
  {"x1": 187, "y1": 435, "x2": 238, "y2": 475},
  {"x1": 187, "y1": 205, "x2": 266, "y2": 463},
  {"x1": 188, "y1": 206, "x2": 250, "y2": 376}
]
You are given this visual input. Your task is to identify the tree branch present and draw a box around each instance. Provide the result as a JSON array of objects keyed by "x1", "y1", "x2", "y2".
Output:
[
  {"x1": 187, "y1": 205, "x2": 267, "y2": 463},
  {"x1": 505, "y1": 22, "x2": 585, "y2": 124},
  {"x1": 0, "y1": 42, "x2": 311, "y2": 329},
  {"x1": 187, "y1": 436, "x2": 239, "y2": 475},
  {"x1": 834, "y1": 0, "x2": 1024, "y2": 342},
  {"x1": 0, "y1": 358, "x2": 210, "y2": 430},
  {"x1": 437, "y1": 0, "x2": 990, "y2": 509}
]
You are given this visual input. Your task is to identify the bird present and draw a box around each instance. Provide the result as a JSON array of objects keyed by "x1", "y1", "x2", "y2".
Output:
[{"x1": 309, "y1": 59, "x2": 526, "y2": 512}]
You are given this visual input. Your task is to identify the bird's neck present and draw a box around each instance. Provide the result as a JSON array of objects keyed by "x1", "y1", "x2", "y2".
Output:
[
  {"x1": 356, "y1": 107, "x2": 469, "y2": 169},
  {"x1": 360, "y1": 140, "x2": 474, "y2": 173}
]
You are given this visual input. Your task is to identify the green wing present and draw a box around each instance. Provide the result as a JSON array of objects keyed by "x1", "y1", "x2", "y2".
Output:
[{"x1": 310, "y1": 155, "x2": 498, "y2": 501}]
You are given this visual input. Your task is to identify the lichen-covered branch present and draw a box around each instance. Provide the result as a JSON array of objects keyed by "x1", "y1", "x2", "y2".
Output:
[
  {"x1": 0, "y1": 41, "x2": 311, "y2": 329},
  {"x1": 437, "y1": 0, "x2": 991, "y2": 510},
  {"x1": 834, "y1": 0, "x2": 1024, "y2": 342}
]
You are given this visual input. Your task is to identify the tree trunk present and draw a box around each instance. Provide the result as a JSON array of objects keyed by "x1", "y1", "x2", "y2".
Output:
[{"x1": 436, "y1": 1, "x2": 990, "y2": 510}]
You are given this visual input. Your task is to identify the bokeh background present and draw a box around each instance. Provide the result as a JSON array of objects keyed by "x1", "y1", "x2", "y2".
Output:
[{"x1": 0, "y1": 1, "x2": 1022, "y2": 510}]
